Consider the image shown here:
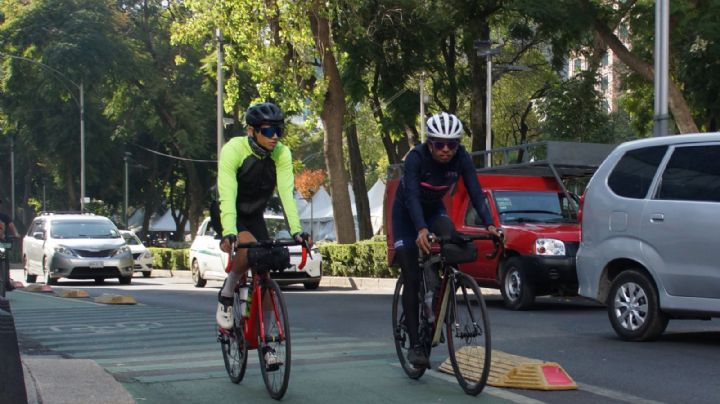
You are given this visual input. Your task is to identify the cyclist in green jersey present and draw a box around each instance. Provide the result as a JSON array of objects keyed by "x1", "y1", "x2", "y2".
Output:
[{"x1": 215, "y1": 102, "x2": 309, "y2": 365}]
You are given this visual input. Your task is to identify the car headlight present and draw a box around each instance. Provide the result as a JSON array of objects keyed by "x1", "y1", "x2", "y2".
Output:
[
  {"x1": 534, "y1": 238, "x2": 566, "y2": 256},
  {"x1": 54, "y1": 246, "x2": 77, "y2": 257},
  {"x1": 112, "y1": 246, "x2": 131, "y2": 257},
  {"x1": 143, "y1": 250, "x2": 152, "y2": 259}
]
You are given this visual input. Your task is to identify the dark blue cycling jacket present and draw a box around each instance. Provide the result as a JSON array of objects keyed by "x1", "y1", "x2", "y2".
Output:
[{"x1": 394, "y1": 143, "x2": 493, "y2": 232}]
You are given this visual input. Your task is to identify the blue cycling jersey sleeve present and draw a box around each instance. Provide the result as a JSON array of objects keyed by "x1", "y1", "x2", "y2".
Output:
[
  {"x1": 460, "y1": 151, "x2": 494, "y2": 226},
  {"x1": 402, "y1": 149, "x2": 429, "y2": 231}
]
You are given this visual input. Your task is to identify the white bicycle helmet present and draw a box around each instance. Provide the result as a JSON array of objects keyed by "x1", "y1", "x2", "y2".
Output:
[{"x1": 426, "y1": 112, "x2": 463, "y2": 139}]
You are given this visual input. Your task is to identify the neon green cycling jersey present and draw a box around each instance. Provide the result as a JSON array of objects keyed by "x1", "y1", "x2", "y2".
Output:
[{"x1": 217, "y1": 136, "x2": 301, "y2": 237}]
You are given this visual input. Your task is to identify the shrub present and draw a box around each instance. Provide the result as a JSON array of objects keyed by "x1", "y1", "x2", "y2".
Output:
[
  {"x1": 318, "y1": 239, "x2": 391, "y2": 278},
  {"x1": 148, "y1": 247, "x2": 190, "y2": 271}
]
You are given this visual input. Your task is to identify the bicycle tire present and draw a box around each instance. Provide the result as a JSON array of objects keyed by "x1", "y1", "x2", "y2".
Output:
[
  {"x1": 391, "y1": 276, "x2": 426, "y2": 379},
  {"x1": 220, "y1": 292, "x2": 248, "y2": 383},
  {"x1": 257, "y1": 277, "x2": 291, "y2": 399},
  {"x1": 445, "y1": 272, "x2": 491, "y2": 396}
]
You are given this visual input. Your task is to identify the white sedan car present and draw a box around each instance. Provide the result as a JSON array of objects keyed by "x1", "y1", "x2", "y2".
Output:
[
  {"x1": 120, "y1": 230, "x2": 154, "y2": 278},
  {"x1": 188, "y1": 215, "x2": 321, "y2": 289}
]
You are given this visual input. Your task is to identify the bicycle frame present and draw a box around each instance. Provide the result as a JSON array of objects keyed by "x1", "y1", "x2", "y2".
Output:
[
  {"x1": 224, "y1": 238, "x2": 310, "y2": 349},
  {"x1": 242, "y1": 272, "x2": 285, "y2": 350}
]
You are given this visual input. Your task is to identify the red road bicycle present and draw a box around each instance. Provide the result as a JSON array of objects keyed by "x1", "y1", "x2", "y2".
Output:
[{"x1": 217, "y1": 238, "x2": 311, "y2": 400}]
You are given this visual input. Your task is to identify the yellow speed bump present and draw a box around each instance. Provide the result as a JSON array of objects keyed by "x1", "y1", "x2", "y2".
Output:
[
  {"x1": 55, "y1": 289, "x2": 89, "y2": 298},
  {"x1": 25, "y1": 284, "x2": 54, "y2": 293},
  {"x1": 439, "y1": 347, "x2": 577, "y2": 391},
  {"x1": 94, "y1": 294, "x2": 137, "y2": 305}
]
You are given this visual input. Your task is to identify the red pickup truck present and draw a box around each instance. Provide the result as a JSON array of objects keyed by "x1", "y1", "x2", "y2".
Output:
[{"x1": 384, "y1": 141, "x2": 613, "y2": 310}]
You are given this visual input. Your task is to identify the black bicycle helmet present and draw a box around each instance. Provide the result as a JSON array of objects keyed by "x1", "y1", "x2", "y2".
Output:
[{"x1": 245, "y1": 102, "x2": 285, "y2": 127}]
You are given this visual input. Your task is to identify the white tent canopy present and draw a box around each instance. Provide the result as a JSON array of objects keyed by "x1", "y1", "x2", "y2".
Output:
[
  {"x1": 150, "y1": 210, "x2": 190, "y2": 232},
  {"x1": 367, "y1": 180, "x2": 386, "y2": 234}
]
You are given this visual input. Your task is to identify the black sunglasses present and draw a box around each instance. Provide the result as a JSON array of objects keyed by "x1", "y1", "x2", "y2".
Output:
[
  {"x1": 431, "y1": 140, "x2": 459, "y2": 151},
  {"x1": 258, "y1": 126, "x2": 283, "y2": 138}
]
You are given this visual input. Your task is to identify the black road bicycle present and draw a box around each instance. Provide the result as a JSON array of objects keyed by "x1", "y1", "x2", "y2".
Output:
[{"x1": 392, "y1": 232, "x2": 502, "y2": 396}]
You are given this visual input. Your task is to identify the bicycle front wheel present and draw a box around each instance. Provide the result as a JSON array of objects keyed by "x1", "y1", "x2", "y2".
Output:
[
  {"x1": 391, "y1": 276, "x2": 425, "y2": 379},
  {"x1": 220, "y1": 296, "x2": 248, "y2": 383},
  {"x1": 446, "y1": 272, "x2": 491, "y2": 396},
  {"x1": 257, "y1": 277, "x2": 291, "y2": 400}
]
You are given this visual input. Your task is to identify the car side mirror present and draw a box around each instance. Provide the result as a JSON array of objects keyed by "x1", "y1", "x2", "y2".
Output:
[{"x1": 33, "y1": 231, "x2": 44, "y2": 240}]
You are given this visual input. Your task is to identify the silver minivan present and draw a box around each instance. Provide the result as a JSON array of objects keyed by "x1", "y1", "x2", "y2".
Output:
[{"x1": 577, "y1": 133, "x2": 720, "y2": 341}]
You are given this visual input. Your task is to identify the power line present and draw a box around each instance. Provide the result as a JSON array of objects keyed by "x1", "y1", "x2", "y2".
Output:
[{"x1": 131, "y1": 143, "x2": 217, "y2": 163}]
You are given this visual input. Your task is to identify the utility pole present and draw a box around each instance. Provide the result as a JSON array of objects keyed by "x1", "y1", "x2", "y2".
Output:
[
  {"x1": 653, "y1": 0, "x2": 670, "y2": 137},
  {"x1": 124, "y1": 152, "x2": 131, "y2": 229},
  {"x1": 10, "y1": 136, "x2": 14, "y2": 221},
  {"x1": 216, "y1": 28, "x2": 225, "y2": 170},
  {"x1": 419, "y1": 73, "x2": 425, "y2": 142}
]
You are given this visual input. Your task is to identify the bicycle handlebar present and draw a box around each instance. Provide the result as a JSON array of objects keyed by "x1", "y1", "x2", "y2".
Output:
[
  {"x1": 429, "y1": 230, "x2": 504, "y2": 260},
  {"x1": 228, "y1": 239, "x2": 313, "y2": 271}
]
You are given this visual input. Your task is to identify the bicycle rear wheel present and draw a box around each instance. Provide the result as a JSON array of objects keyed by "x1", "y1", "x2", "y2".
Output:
[
  {"x1": 257, "y1": 277, "x2": 291, "y2": 400},
  {"x1": 446, "y1": 272, "x2": 491, "y2": 396},
  {"x1": 220, "y1": 294, "x2": 248, "y2": 383},
  {"x1": 391, "y1": 276, "x2": 426, "y2": 379}
]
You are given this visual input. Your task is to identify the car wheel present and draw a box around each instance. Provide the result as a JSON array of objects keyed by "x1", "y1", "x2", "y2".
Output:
[
  {"x1": 142, "y1": 271, "x2": 152, "y2": 278},
  {"x1": 607, "y1": 269, "x2": 668, "y2": 341},
  {"x1": 500, "y1": 257, "x2": 535, "y2": 310},
  {"x1": 43, "y1": 257, "x2": 57, "y2": 285},
  {"x1": 119, "y1": 276, "x2": 132, "y2": 285},
  {"x1": 303, "y1": 280, "x2": 320, "y2": 290},
  {"x1": 191, "y1": 259, "x2": 206, "y2": 288},
  {"x1": 94, "y1": 278, "x2": 105, "y2": 285},
  {"x1": 24, "y1": 255, "x2": 37, "y2": 283}
]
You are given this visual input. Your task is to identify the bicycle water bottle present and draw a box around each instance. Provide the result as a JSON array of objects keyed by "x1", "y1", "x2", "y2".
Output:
[{"x1": 239, "y1": 284, "x2": 249, "y2": 317}]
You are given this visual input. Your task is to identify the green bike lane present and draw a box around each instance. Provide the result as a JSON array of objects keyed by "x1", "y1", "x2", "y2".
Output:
[{"x1": 9, "y1": 290, "x2": 536, "y2": 404}]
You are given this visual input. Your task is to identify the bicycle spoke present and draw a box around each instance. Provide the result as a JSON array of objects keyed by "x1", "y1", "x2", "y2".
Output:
[{"x1": 445, "y1": 272, "x2": 491, "y2": 396}]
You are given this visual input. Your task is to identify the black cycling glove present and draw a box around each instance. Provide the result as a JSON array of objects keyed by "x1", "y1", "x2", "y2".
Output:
[
  {"x1": 292, "y1": 232, "x2": 310, "y2": 243},
  {"x1": 221, "y1": 234, "x2": 237, "y2": 246}
]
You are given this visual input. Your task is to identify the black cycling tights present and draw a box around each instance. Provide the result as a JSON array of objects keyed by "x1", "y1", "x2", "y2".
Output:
[{"x1": 398, "y1": 246, "x2": 421, "y2": 347}]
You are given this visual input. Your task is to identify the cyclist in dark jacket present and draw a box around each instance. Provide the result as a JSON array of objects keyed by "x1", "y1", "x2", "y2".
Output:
[{"x1": 392, "y1": 112, "x2": 499, "y2": 368}]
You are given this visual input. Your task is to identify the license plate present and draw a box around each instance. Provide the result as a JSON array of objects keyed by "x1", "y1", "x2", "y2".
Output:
[{"x1": 89, "y1": 261, "x2": 104, "y2": 268}]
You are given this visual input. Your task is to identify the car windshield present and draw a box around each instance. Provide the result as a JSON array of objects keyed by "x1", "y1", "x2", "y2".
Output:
[
  {"x1": 494, "y1": 191, "x2": 577, "y2": 224},
  {"x1": 50, "y1": 221, "x2": 121, "y2": 239},
  {"x1": 265, "y1": 218, "x2": 292, "y2": 240},
  {"x1": 122, "y1": 233, "x2": 141, "y2": 245}
]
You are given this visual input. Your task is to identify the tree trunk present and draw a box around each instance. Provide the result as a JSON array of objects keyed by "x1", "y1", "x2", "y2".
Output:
[
  {"x1": 65, "y1": 161, "x2": 77, "y2": 210},
  {"x1": 309, "y1": 3, "x2": 356, "y2": 243},
  {"x1": 181, "y1": 160, "x2": 204, "y2": 239},
  {"x1": 593, "y1": 18, "x2": 698, "y2": 134},
  {"x1": 346, "y1": 111, "x2": 373, "y2": 240}
]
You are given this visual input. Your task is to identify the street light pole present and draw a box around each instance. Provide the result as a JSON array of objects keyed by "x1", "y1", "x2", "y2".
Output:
[
  {"x1": 80, "y1": 80, "x2": 86, "y2": 211},
  {"x1": 124, "y1": 152, "x2": 131, "y2": 229},
  {"x1": 10, "y1": 136, "x2": 15, "y2": 221},
  {"x1": 653, "y1": 0, "x2": 670, "y2": 137},
  {"x1": 474, "y1": 40, "x2": 502, "y2": 168},
  {"x1": 216, "y1": 28, "x2": 225, "y2": 171}
]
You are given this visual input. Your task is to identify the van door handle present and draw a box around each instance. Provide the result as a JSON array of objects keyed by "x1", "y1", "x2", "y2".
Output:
[{"x1": 650, "y1": 214, "x2": 665, "y2": 223}]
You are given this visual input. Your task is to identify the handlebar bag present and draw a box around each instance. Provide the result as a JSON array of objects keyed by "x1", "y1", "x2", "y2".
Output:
[
  {"x1": 441, "y1": 242, "x2": 478, "y2": 265},
  {"x1": 248, "y1": 246, "x2": 291, "y2": 272}
]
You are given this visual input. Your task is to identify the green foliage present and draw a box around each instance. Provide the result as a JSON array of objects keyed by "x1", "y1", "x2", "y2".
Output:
[
  {"x1": 148, "y1": 247, "x2": 190, "y2": 271},
  {"x1": 318, "y1": 240, "x2": 392, "y2": 278}
]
